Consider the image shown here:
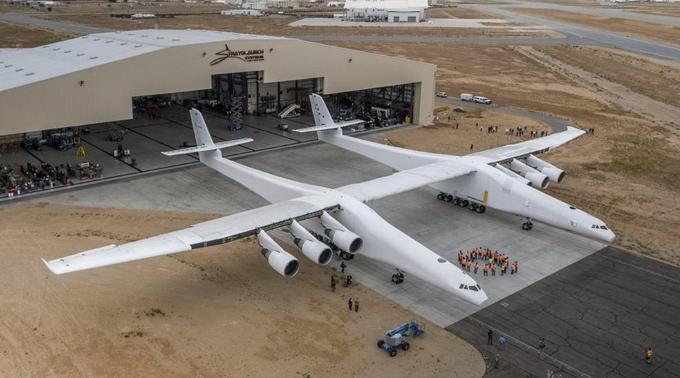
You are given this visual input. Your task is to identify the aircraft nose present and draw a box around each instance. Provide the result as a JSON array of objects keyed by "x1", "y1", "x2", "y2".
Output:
[{"x1": 603, "y1": 229, "x2": 616, "y2": 243}]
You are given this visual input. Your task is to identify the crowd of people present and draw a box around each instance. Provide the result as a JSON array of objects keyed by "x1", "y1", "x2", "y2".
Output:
[
  {"x1": 457, "y1": 247, "x2": 519, "y2": 277},
  {"x1": 480, "y1": 124, "x2": 550, "y2": 138}
]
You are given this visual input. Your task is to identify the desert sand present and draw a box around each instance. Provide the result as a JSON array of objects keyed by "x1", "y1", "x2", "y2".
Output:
[{"x1": 0, "y1": 203, "x2": 485, "y2": 377}]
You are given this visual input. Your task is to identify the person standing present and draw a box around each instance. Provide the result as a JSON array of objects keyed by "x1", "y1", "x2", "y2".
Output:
[
  {"x1": 483, "y1": 264, "x2": 489, "y2": 276},
  {"x1": 487, "y1": 329, "x2": 494, "y2": 345},
  {"x1": 491, "y1": 264, "x2": 496, "y2": 276},
  {"x1": 499, "y1": 335, "x2": 506, "y2": 351},
  {"x1": 474, "y1": 262, "x2": 479, "y2": 274},
  {"x1": 645, "y1": 347, "x2": 655, "y2": 364},
  {"x1": 331, "y1": 275, "x2": 336, "y2": 292},
  {"x1": 354, "y1": 298, "x2": 359, "y2": 313},
  {"x1": 348, "y1": 297, "x2": 353, "y2": 311},
  {"x1": 340, "y1": 261, "x2": 347, "y2": 273}
]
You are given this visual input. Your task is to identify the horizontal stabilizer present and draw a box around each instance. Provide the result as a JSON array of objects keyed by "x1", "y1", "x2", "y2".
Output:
[
  {"x1": 161, "y1": 138, "x2": 253, "y2": 156},
  {"x1": 293, "y1": 119, "x2": 364, "y2": 133}
]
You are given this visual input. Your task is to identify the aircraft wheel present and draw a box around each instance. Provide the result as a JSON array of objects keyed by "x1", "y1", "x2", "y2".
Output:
[
  {"x1": 461, "y1": 200, "x2": 469, "y2": 208},
  {"x1": 445, "y1": 195, "x2": 453, "y2": 202},
  {"x1": 476, "y1": 205, "x2": 486, "y2": 214},
  {"x1": 469, "y1": 203, "x2": 478, "y2": 211},
  {"x1": 437, "y1": 193, "x2": 445, "y2": 201}
]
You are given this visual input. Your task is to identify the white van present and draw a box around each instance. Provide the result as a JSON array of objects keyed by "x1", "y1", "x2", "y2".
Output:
[
  {"x1": 473, "y1": 96, "x2": 492, "y2": 105},
  {"x1": 460, "y1": 93, "x2": 474, "y2": 101}
]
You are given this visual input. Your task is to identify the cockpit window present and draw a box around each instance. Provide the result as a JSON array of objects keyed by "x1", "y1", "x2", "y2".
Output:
[
  {"x1": 469, "y1": 286, "x2": 479, "y2": 291},
  {"x1": 459, "y1": 284, "x2": 464, "y2": 289},
  {"x1": 569, "y1": 206, "x2": 576, "y2": 210}
]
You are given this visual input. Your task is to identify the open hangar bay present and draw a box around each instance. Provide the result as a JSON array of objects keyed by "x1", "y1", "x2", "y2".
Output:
[{"x1": 0, "y1": 29, "x2": 430, "y2": 199}]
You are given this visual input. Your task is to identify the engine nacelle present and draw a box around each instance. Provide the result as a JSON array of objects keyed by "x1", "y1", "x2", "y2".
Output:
[
  {"x1": 320, "y1": 212, "x2": 363, "y2": 253},
  {"x1": 526, "y1": 155, "x2": 565, "y2": 183},
  {"x1": 510, "y1": 159, "x2": 549, "y2": 189},
  {"x1": 257, "y1": 230, "x2": 300, "y2": 278},
  {"x1": 494, "y1": 164, "x2": 530, "y2": 186},
  {"x1": 290, "y1": 220, "x2": 332, "y2": 265}
]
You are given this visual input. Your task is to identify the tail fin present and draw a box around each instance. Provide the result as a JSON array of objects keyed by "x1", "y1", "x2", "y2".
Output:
[
  {"x1": 293, "y1": 94, "x2": 363, "y2": 135},
  {"x1": 310, "y1": 93, "x2": 334, "y2": 128},
  {"x1": 161, "y1": 108, "x2": 252, "y2": 157},
  {"x1": 190, "y1": 108, "x2": 215, "y2": 148}
]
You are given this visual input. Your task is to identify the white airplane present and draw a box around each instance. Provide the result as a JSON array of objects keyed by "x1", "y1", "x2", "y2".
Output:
[
  {"x1": 295, "y1": 94, "x2": 615, "y2": 243},
  {"x1": 43, "y1": 107, "x2": 489, "y2": 305}
]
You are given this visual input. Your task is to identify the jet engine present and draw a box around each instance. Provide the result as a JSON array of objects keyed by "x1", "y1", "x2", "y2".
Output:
[
  {"x1": 257, "y1": 230, "x2": 300, "y2": 278},
  {"x1": 290, "y1": 220, "x2": 333, "y2": 265},
  {"x1": 510, "y1": 159, "x2": 549, "y2": 189},
  {"x1": 526, "y1": 155, "x2": 565, "y2": 183},
  {"x1": 320, "y1": 212, "x2": 363, "y2": 253},
  {"x1": 494, "y1": 164, "x2": 531, "y2": 186}
]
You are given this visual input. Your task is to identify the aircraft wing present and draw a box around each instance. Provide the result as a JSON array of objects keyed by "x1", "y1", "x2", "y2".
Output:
[
  {"x1": 337, "y1": 160, "x2": 474, "y2": 202},
  {"x1": 43, "y1": 196, "x2": 339, "y2": 274},
  {"x1": 469, "y1": 126, "x2": 585, "y2": 164}
]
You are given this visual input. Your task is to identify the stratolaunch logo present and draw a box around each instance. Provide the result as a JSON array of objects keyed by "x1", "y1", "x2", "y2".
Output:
[{"x1": 209, "y1": 44, "x2": 265, "y2": 66}]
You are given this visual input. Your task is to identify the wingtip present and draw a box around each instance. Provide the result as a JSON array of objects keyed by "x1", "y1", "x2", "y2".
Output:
[{"x1": 41, "y1": 258, "x2": 57, "y2": 274}]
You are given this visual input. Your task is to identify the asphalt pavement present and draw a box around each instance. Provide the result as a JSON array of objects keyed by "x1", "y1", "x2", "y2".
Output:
[{"x1": 448, "y1": 246, "x2": 680, "y2": 378}]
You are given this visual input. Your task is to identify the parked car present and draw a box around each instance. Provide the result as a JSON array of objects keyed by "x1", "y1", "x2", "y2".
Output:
[
  {"x1": 460, "y1": 93, "x2": 474, "y2": 101},
  {"x1": 473, "y1": 95, "x2": 492, "y2": 105},
  {"x1": 453, "y1": 107, "x2": 466, "y2": 113},
  {"x1": 436, "y1": 91, "x2": 448, "y2": 98}
]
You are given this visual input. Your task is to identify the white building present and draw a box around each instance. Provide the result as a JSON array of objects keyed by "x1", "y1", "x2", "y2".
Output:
[{"x1": 344, "y1": 0, "x2": 428, "y2": 22}]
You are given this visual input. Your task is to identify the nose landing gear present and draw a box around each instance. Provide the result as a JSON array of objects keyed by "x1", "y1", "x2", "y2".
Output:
[{"x1": 521, "y1": 219, "x2": 534, "y2": 231}]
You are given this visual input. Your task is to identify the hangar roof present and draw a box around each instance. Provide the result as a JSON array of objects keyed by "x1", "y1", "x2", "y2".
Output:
[
  {"x1": 344, "y1": 0, "x2": 428, "y2": 10},
  {"x1": 0, "y1": 29, "x2": 287, "y2": 92}
]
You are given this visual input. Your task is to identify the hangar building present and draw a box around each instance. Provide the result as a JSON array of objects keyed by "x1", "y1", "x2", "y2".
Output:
[{"x1": 0, "y1": 29, "x2": 436, "y2": 138}]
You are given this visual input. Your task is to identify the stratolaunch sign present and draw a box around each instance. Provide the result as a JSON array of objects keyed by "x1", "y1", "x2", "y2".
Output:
[{"x1": 210, "y1": 44, "x2": 265, "y2": 65}]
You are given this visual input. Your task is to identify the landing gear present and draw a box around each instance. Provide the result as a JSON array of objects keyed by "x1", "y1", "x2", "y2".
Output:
[
  {"x1": 391, "y1": 269, "x2": 405, "y2": 284},
  {"x1": 436, "y1": 192, "x2": 454, "y2": 203},
  {"x1": 521, "y1": 219, "x2": 534, "y2": 231},
  {"x1": 340, "y1": 251, "x2": 355, "y2": 260},
  {"x1": 469, "y1": 203, "x2": 486, "y2": 213},
  {"x1": 437, "y1": 193, "x2": 485, "y2": 213}
]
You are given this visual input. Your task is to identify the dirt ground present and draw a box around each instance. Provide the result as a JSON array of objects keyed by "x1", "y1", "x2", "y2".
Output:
[
  {"x1": 328, "y1": 41, "x2": 680, "y2": 267},
  {"x1": 0, "y1": 21, "x2": 71, "y2": 47},
  {"x1": 0, "y1": 203, "x2": 485, "y2": 377},
  {"x1": 43, "y1": 12, "x2": 548, "y2": 38},
  {"x1": 534, "y1": 45, "x2": 680, "y2": 109},
  {"x1": 384, "y1": 107, "x2": 551, "y2": 155},
  {"x1": 511, "y1": 7, "x2": 680, "y2": 45},
  {"x1": 425, "y1": 6, "x2": 496, "y2": 19}
]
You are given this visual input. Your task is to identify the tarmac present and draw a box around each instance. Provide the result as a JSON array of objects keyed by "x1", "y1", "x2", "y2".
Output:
[
  {"x1": 33, "y1": 136, "x2": 603, "y2": 327},
  {"x1": 19, "y1": 117, "x2": 679, "y2": 377},
  {"x1": 449, "y1": 246, "x2": 680, "y2": 378}
]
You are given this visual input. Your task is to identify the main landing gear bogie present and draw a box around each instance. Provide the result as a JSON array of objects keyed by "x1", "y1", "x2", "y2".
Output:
[{"x1": 437, "y1": 193, "x2": 485, "y2": 214}]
